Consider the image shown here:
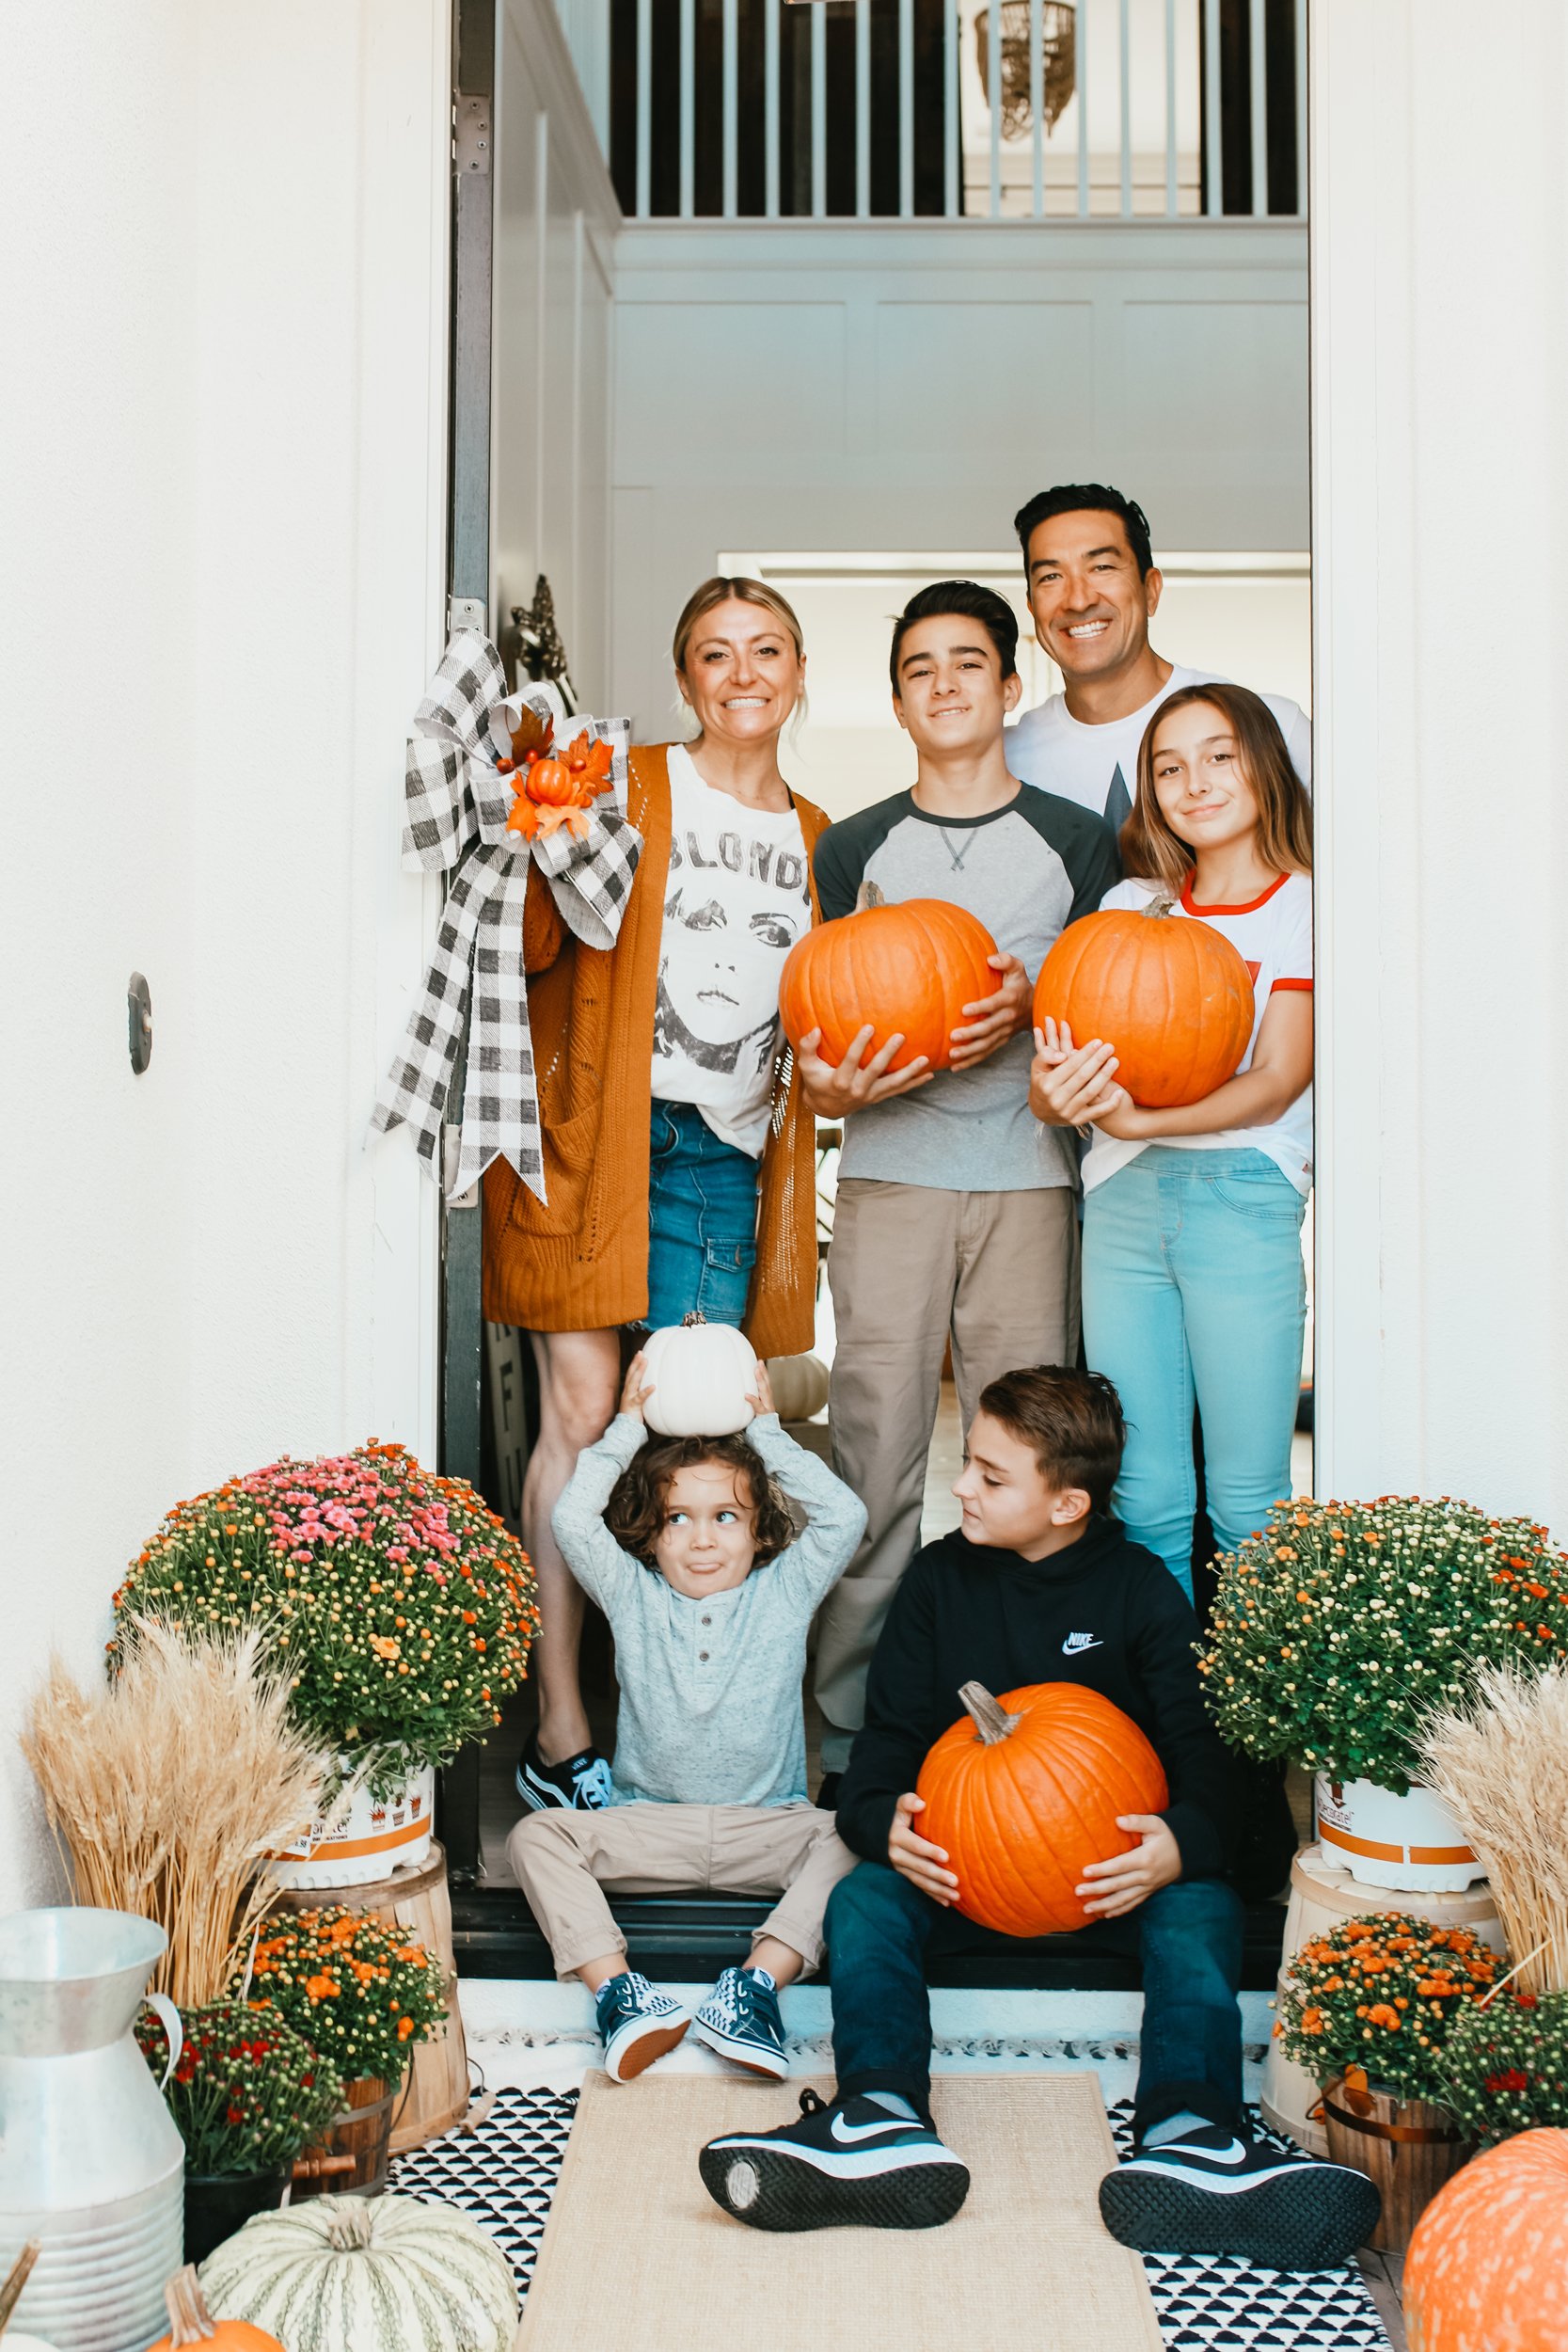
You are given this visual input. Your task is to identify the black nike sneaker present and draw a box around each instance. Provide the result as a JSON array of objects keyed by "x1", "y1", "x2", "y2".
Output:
[
  {"x1": 514, "y1": 1732, "x2": 613, "y2": 1812},
  {"x1": 1098, "y1": 2122, "x2": 1382, "y2": 2271},
  {"x1": 699, "y1": 2088, "x2": 970, "y2": 2233}
]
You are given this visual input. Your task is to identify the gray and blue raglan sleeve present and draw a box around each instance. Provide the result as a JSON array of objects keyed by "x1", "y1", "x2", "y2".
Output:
[
  {"x1": 810, "y1": 797, "x2": 911, "y2": 923},
  {"x1": 1018, "y1": 789, "x2": 1122, "y2": 921},
  {"x1": 548, "y1": 1412, "x2": 647, "y2": 1613},
  {"x1": 745, "y1": 1413, "x2": 867, "y2": 1605}
]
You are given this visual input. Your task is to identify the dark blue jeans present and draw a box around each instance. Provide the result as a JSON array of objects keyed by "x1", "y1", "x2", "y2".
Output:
[
  {"x1": 644, "y1": 1102, "x2": 760, "y2": 1327},
  {"x1": 826, "y1": 1862, "x2": 1244, "y2": 2144}
]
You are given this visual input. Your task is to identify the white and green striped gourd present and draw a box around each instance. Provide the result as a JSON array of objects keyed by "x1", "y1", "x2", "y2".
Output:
[{"x1": 198, "y1": 2193, "x2": 518, "y2": 2352}]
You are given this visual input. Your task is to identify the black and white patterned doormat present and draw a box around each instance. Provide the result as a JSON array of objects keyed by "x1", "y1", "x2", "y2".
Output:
[{"x1": 389, "y1": 2088, "x2": 1390, "y2": 2348}]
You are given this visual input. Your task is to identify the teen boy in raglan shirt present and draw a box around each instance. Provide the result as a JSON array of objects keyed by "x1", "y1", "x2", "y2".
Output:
[
  {"x1": 799, "y1": 582, "x2": 1119, "y2": 1790},
  {"x1": 698, "y1": 1366, "x2": 1378, "y2": 2272},
  {"x1": 1006, "y1": 483, "x2": 1310, "y2": 831}
]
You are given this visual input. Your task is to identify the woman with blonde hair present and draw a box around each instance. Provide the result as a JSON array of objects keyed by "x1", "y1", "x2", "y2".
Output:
[
  {"x1": 1029, "y1": 681, "x2": 1314, "y2": 1601},
  {"x1": 485, "y1": 578, "x2": 830, "y2": 1811}
]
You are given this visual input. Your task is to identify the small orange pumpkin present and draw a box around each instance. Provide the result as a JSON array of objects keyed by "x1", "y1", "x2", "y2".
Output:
[
  {"x1": 779, "y1": 898, "x2": 999, "y2": 1074},
  {"x1": 915, "y1": 1681, "x2": 1169, "y2": 1939},
  {"x1": 150, "y1": 2265, "x2": 284, "y2": 2352},
  {"x1": 1033, "y1": 894, "x2": 1255, "y2": 1108},
  {"x1": 1404, "y1": 2128, "x2": 1568, "y2": 2351}
]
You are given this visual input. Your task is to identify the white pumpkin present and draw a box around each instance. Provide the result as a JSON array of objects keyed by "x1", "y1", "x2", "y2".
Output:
[
  {"x1": 641, "y1": 1314, "x2": 758, "y2": 1437},
  {"x1": 767, "y1": 1352, "x2": 830, "y2": 1423},
  {"x1": 198, "y1": 2192, "x2": 516, "y2": 2352}
]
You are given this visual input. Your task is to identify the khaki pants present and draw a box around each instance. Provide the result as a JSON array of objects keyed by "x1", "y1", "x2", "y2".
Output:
[
  {"x1": 814, "y1": 1179, "x2": 1080, "y2": 1771},
  {"x1": 508, "y1": 1803, "x2": 857, "y2": 1979}
]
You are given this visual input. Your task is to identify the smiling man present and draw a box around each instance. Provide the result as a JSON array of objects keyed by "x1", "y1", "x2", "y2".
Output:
[
  {"x1": 1006, "y1": 484, "x2": 1310, "y2": 831},
  {"x1": 799, "y1": 581, "x2": 1118, "y2": 1788}
]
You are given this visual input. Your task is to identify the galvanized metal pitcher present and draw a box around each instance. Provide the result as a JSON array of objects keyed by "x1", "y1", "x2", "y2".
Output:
[{"x1": 0, "y1": 1907, "x2": 184, "y2": 2352}]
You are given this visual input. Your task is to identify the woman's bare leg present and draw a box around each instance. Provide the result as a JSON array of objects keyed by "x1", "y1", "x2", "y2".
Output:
[{"x1": 525, "y1": 1327, "x2": 622, "y2": 1763}]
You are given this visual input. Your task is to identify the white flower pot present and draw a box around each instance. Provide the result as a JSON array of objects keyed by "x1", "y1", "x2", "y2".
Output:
[
  {"x1": 273, "y1": 1759, "x2": 436, "y2": 1889},
  {"x1": 1313, "y1": 1774, "x2": 1484, "y2": 1894}
]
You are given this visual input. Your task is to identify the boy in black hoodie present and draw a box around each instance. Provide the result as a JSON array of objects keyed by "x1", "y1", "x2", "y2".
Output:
[{"x1": 698, "y1": 1366, "x2": 1377, "y2": 2270}]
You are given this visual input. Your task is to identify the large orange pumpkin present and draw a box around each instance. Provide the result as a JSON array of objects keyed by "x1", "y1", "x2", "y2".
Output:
[
  {"x1": 1405, "y1": 2128, "x2": 1568, "y2": 2352},
  {"x1": 915, "y1": 1681, "x2": 1169, "y2": 1939},
  {"x1": 779, "y1": 898, "x2": 999, "y2": 1075},
  {"x1": 1032, "y1": 894, "x2": 1255, "y2": 1108}
]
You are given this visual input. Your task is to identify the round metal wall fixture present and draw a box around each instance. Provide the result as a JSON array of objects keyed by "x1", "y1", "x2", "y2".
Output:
[{"x1": 127, "y1": 972, "x2": 153, "y2": 1074}]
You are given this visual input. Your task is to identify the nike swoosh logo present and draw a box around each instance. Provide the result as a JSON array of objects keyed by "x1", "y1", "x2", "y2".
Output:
[
  {"x1": 1165, "y1": 2139, "x2": 1249, "y2": 2167},
  {"x1": 1062, "y1": 1635, "x2": 1102, "y2": 1654},
  {"x1": 830, "y1": 2114, "x2": 917, "y2": 2144}
]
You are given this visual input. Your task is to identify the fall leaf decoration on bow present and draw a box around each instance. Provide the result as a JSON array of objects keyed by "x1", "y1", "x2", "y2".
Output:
[{"x1": 498, "y1": 704, "x2": 617, "y2": 841}]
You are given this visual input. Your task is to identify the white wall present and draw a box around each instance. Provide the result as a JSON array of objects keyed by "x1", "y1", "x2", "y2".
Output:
[
  {"x1": 609, "y1": 218, "x2": 1307, "y2": 740},
  {"x1": 0, "y1": 1, "x2": 451, "y2": 1912},
  {"x1": 494, "y1": 0, "x2": 620, "y2": 707},
  {"x1": 1311, "y1": 0, "x2": 1568, "y2": 1534}
]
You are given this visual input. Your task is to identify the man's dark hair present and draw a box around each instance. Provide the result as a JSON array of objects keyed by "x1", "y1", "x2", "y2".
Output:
[
  {"x1": 1012, "y1": 484, "x2": 1155, "y2": 580},
  {"x1": 605, "y1": 1432, "x2": 795, "y2": 1573},
  {"x1": 976, "y1": 1364, "x2": 1126, "y2": 1516},
  {"x1": 888, "y1": 580, "x2": 1020, "y2": 691}
]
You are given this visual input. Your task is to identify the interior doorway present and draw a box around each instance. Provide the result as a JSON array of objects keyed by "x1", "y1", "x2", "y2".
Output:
[{"x1": 437, "y1": 0, "x2": 1312, "y2": 1966}]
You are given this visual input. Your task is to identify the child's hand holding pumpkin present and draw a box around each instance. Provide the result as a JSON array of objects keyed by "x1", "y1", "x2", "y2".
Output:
[
  {"x1": 948, "y1": 951, "x2": 1031, "y2": 1069},
  {"x1": 887, "y1": 1790, "x2": 959, "y2": 1906},
  {"x1": 1029, "y1": 1017, "x2": 1131, "y2": 1130},
  {"x1": 621, "y1": 1352, "x2": 654, "y2": 1422},
  {"x1": 1074, "y1": 1814, "x2": 1180, "y2": 1919}
]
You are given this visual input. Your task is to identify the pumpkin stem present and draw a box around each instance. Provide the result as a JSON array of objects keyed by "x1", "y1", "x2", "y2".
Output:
[
  {"x1": 162, "y1": 2265, "x2": 217, "y2": 2344},
  {"x1": 0, "y1": 2241, "x2": 41, "y2": 2333},
  {"x1": 679, "y1": 1311, "x2": 707, "y2": 1327},
  {"x1": 1140, "y1": 895, "x2": 1178, "y2": 920},
  {"x1": 323, "y1": 2199, "x2": 379, "y2": 2253},
  {"x1": 958, "y1": 1681, "x2": 1022, "y2": 1745}
]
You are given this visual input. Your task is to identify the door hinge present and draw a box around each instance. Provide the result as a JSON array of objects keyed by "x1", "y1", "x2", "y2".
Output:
[
  {"x1": 455, "y1": 93, "x2": 492, "y2": 179},
  {"x1": 448, "y1": 596, "x2": 487, "y2": 637}
]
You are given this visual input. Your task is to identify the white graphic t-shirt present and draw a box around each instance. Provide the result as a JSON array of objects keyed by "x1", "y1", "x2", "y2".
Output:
[
  {"x1": 1007, "y1": 665, "x2": 1312, "y2": 830},
  {"x1": 651, "y1": 744, "x2": 811, "y2": 1158},
  {"x1": 1081, "y1": 870, "x2": 1314, "y2": 1197}
]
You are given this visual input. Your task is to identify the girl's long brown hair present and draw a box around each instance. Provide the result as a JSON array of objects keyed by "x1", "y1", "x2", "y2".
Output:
[
  {"x1": 606, "y1": 1433, "x2": 795, "y2": 1574},
  {"x1": 1120, "y1": 681, "x2": 1313, "y2": 894}
]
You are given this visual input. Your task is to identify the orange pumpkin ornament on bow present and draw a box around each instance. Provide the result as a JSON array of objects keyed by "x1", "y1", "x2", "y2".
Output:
[
  {"x1": 915, "y1": 1680, "x2": 1169, "y2": 1938},
  {"x1": 499, "y1": 705, "x2": 615, "y2": 843}
]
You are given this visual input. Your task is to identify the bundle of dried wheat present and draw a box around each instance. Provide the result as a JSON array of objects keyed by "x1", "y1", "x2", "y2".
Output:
[
  {"x1": 1419, "y1": 1661, "x2": 1568, "y2": 1995},
  {"x1": 21, "y1": 1617, "x2": 328, "y2": 2007}
]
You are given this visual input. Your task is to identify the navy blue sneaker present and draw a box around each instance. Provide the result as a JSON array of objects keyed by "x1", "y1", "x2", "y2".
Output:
[
  {"x1": 1099, "y1": 2123, "x2": 1381, "y2": 2271},
  {"x1": 699, "y1": 2089, "x2": 970, "y2": 2232},
  {"x1": 693, "y1": 1966, "x2": 788, "y2": 2079},
  {"x1": 515, "y1": 1732, "x2": 613, "y2": 1813},
  {"x1": 594, "y1": 1971, "x2": 691, "y2": 2083}
]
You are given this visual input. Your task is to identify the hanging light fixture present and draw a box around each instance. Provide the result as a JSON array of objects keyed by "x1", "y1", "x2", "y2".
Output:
[{"x1": 974, "y1": 0, "x2": 1077, "y2": 142}]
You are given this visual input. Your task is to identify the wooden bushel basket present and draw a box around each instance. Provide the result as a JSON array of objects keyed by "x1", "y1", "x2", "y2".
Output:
[
  {"x1": 274, "y1": 1838, "x2": 471, "y2": 2157},
  {"x1": 293, "y1": 2074, "x2": 397, "y2": 2198},
  {"x1": 1321, "y1": 2074, "x2": 1471, "y2": 2251}
]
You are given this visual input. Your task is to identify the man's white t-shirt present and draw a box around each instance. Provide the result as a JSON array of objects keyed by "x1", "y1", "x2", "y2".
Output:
[
  {"x1": 1007, "y1": 665, "x2": 1312, "y2": 830},
  {"x1": 1081, "y1": 871, "x2": 1314, "y2": 1198},
  {"x1": 650, "y1": 743, "x2": 811, "y2": 1158}
]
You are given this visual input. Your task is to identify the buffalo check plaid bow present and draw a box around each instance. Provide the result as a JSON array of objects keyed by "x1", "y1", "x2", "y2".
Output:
[{"x1": 371, "y1": 629, "x2": 640, "y2": 1202}]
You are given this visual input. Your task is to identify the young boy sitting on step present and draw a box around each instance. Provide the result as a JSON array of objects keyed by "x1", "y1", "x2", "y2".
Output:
[
  {"x1": 698, "y1": 1365, "x2": 1379, "y2": 2270},
  {"x1": 510, "y1": 1355, "x2": 866, "y2": 2085}
]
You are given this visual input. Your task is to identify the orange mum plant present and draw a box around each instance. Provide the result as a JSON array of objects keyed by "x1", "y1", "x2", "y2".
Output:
[
  {"x1": 497, "y1": 704, "x2": 615, "y2": 840},
  {"x1": 1277, "y1": 1913, "x2": 1500, "y2": 2106},
  {"x1": 233, "y1": 1906, "x2": 447, "y2": 2085}
]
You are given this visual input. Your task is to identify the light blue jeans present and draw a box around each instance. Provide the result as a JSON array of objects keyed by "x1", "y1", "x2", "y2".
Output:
[{"x1": 1082, "y1": 1146, "x2": 1307, "y2": 1598}]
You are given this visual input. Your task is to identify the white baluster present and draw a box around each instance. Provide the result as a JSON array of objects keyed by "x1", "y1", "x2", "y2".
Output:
[
  {"x1": 1204, "y1": 0, "x2": 1222, "y2": 214},
  {"x1": 812, "y1": 0, "x2": 826, "y2": 217},
  {"x1": 680, "y1": 0, "x2": 695, "y2": 219},
  {"x1": 636, "y1": 0, "x2": 652, "y2": 218},
  {"x1": 765, "y1": 0, "x2": 781, "y2": 219},
  {"x1": 857, "y1": 0, "x2": 871, "y2": 218},
  {"x1": 1164, "y1": 0, "x2": 1178, "y2": 216},
  {"x1": 1250, "y1": 0, "x2": 1268, "y2": 215},
  {"x1": 945, "y1": 0, "x2": 960, "y2": 216},
  {"x1": 1118, "y1": 0, "x2": 1132, "y2": 216},
  {"x1": 900, "y1": 0, "x2": 915, "y2": 217},
  {"x1": 1030, "y1": 0, "x2": 1044, "y2": 217}
]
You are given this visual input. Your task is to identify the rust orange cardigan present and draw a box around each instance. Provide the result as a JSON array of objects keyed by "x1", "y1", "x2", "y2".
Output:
[{"x1": 482, "y1": 742, "x2": 830, "y2": 1356}]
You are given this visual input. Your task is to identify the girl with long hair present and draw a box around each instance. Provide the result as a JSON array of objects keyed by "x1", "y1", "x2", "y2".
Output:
[{"x1": 1029, "y1": 681, "x2": 1314, "y2": 1598}]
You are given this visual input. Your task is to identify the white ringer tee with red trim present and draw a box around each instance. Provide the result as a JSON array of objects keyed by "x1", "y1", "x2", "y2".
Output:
[{"x1": 1080, "y1": 870, "x2": 1314, "y2": 1197}]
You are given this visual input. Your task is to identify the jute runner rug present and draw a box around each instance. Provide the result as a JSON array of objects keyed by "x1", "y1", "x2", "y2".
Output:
[{"x1": 514, "y1": 2071, "x2": 1163, "y2": 2351}]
